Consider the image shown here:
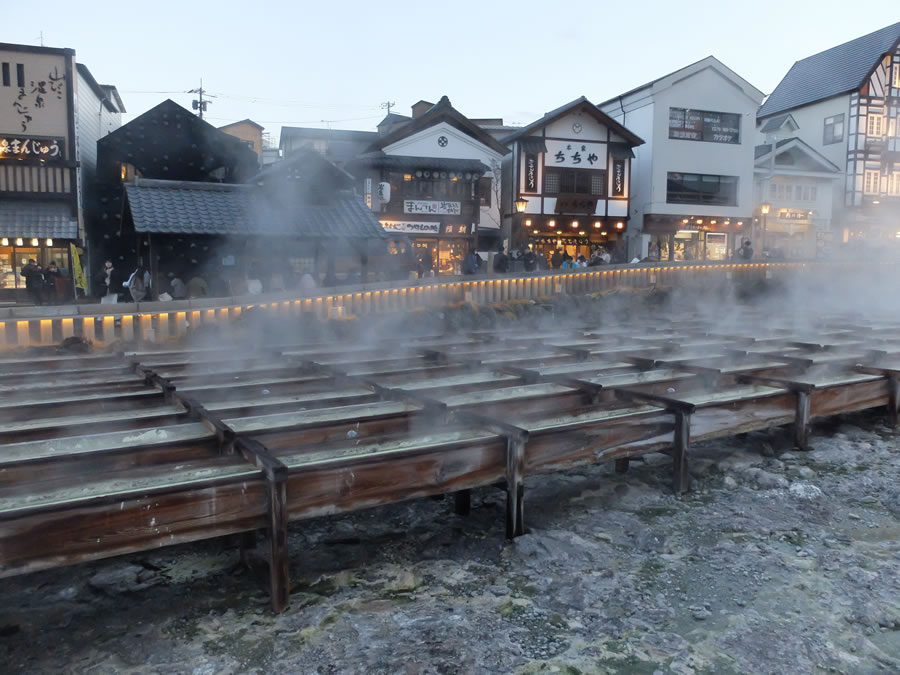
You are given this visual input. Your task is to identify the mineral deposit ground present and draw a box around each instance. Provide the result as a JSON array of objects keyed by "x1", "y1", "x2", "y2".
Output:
[{"x1": 1, "y1": 410, "x2": 898, "y2": 674}]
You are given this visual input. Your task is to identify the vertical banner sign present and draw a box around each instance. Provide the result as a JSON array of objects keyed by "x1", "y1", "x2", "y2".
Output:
[
  {"x1": 524, "y1": 153, "x2": 538, "y2": 193},
  {"x1": 613, "y1": 159, "x2": 626, "y2": 196}
]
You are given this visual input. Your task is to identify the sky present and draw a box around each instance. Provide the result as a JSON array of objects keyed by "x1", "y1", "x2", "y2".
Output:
[{"x1": 3, "y1": 1, "x2": 898, "y2": 143}]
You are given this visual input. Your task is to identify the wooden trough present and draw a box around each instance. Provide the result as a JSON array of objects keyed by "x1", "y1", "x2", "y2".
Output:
[{"x1": 2, "y1": 314, "x2": 900, "y2": 613}]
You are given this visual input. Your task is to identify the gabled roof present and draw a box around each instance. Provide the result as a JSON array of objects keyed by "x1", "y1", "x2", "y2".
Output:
[
  {"x1": 368, "y1": 96, "x2": 510, "y2": 155},
  {"x1": 76, "y1": 63, "x2": 124, "y2": 113},
  {"x1": 754, "y1": 137, "x2": 841, "y2": 173},
  {"x1": 97, "y1": 99, "x2": 259, "y2": 183},
  {"x1": 219, "y1": 119, "x2": 264, "y2": 131},
  {"x1": 758, "y1": 113, "x2": 799, "y2": 134},
  {"x1": 758, "y1": 22, "x2": 900, "y2": 119},
  {"x1": 599, "y1": 56, "x2": 764, "y2": 107},
  {"x1": 501, "y1": 96, "x2": 644, "y2": 146},
  {"x1": 377, "y1": 113, "x2": 411, "y2": 127},
  {"x1": 125, "y1": 178, "x2": 387, "y2": 239},
  {"x1": 280, "y1": 127, "x2": 376, "y2": 143},
  {"x1": 249, "y1": 148, "x2": 355, "y2": 184}
]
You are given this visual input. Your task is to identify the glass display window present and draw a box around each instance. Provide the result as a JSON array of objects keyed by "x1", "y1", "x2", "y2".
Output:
[{"x1": 438, "y1": 240, "x2": 466, "y2": 276}]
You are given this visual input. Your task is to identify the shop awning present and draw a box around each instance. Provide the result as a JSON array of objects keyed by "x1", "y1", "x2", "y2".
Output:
[
  {"x1": 608, "y1": 143, "x2": 635, "y2": 159},
  {"x1": 519, "y1": 137, "x2": 548, "y2": 154},
  {"x1": 0, "y1": 200, "x2": 78, "y2": 239}
]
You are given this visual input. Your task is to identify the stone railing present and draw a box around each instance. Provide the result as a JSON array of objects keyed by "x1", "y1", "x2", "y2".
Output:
[{"x1": 0, "y1": 261, "x2": 805, "y2": 349}]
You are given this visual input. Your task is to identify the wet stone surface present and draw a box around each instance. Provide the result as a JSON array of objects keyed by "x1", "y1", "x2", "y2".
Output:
[{"x1": 1, "y1": 411, "x2": 898, "y2": 674}]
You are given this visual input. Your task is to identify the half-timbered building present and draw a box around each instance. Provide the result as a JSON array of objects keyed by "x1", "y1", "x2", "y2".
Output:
[{"x1": 758, "y1": 22, "x2": 900, "y2": 247}]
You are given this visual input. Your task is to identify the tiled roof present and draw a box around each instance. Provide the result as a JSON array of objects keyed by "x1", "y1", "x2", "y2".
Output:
[
  {"x1": 758, "y1": 22, "x2": 900, "y2": 118},
  {"x1": 758, "y1": 113, "x2": 798, "y2": 134},
  {"x1": 125, "y1": 179, "x2": 387, "y2": 239},
  {"x1": 502, "y1": 96, "x2": 644, "y2": 147},
  {"x1": 0, "y1": 201, "x2": 78, "y2": 239},
  {"x1": 348, "y1": 152, "x2": 490, "y2": 174},
  {"x1": 754, "y1": 137, "x2": 841, "y2": 172}
]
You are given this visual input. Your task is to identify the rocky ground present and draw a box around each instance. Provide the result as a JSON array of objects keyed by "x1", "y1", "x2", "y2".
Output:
[{"x1": 1, "y1": 411, "x2": 898, "y2": 674}]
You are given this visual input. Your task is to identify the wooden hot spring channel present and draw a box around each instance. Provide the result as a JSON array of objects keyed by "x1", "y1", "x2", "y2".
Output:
[{"x1": 1, "y1": 314, "x2": 900, "y2": 612}]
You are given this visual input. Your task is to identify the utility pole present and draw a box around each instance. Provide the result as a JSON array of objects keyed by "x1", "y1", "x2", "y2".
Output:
[
  {"x1": 189, "y1": 79, "x2": 212, "y2": 119},
  {"x1": 380, "y1": 101, "x2": 396, "y2": 116}
]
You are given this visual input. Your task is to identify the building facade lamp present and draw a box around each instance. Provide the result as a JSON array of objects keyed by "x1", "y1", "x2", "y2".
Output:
[
  {"x1": 548, "y1": 220, "x2": 556, "y2": 228},
  {"x1": 524, "y1": 219, "x2": 532, "y2": 227},
  {"x1": 760, "y1": 203, "x2": 771, "y2": 215},
  {"x1": 15, "y1": 238, "x2": 23, "y2": 246},
  {"x1": 30, "y1": 238, "x2": 39, "y2": 246},
  {"x1": 0, "y1": 238, "x2": 7, "y2": 246},
  {"x1": 514, "y1": 197, "x2": 529, "y2": 213},
  {"x1": 45, "y1": 238, "x2": 53, "y2": 246},
  {"x1": 571, "y1": 221, "x2": 579, "y2": 229},
  {"x1": 593, "y1": 222, "x2": 601, "y2": 228},
  {"x1": 616, "y1": 222, "x2": 624, "y2": 230}
]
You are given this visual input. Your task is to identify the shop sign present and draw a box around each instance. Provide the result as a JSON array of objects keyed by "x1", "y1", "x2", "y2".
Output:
[
  {"x1": 544, "y1": 140, "x2": 606, "y2": 169},
  {"x1": 0, "y1": 136, "x2": 63, "y2": 159},
  {"x1": 555, "y1": 197, "x2": 598, "y2": 214},
  {"x1": 381, "y1": 220, "x2": 441, "y2": 234},
  {"x1": 524, "y1": 153, "x2": 538, "y2": 192},
  {"x1": 668, "y1": 108, "x2": 741, "y2": 144},
  {"x1": 778, "y1": 209, "x2": 810, "y2": 221},
  {"x1": 612, "y1": 159, "x2": 626, "y2": 196},
  {"x1": 442, "y1": 224, "x2": 471, "y2": 235},
  {"x1": 403, "y1": 200, "x2": 461, "y2": 215}
]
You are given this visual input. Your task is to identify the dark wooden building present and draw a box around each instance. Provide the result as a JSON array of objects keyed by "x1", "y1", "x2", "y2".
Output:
[{"x1": 91, "y1": 99, "x2": 259, "y2": 283}]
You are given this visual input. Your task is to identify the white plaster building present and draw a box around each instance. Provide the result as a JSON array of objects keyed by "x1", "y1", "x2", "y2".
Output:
[{"x1": 599, "y1": 56, "x2": 764, "y2": 261}]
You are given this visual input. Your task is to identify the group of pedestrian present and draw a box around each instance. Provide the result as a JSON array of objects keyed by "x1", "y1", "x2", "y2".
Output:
[{"x1": 21, "y1": 259, "x2": 64, "y2": 305}]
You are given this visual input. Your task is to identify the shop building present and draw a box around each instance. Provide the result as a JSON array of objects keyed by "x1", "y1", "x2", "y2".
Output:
[
  {"x1": 599, "y1": 57, "x2": 764, "y2": 261},
  {"x1": 347, "y1": 96, "x2": 510, "y2": 275},
  {"x1": 754, "y1": 119, "x2": 841, "y2": 258},
  {"x1": 0, "y1": 42, "x2": 123, "y2": 301},
  {"x1": 500, "y1": 97, "x2": 644, "y2": 264},
  {"x1": 757, "y1": 22, "x2": 900, "y2": 248}
]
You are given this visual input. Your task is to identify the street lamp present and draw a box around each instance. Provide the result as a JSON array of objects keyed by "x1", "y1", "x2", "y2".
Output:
[
  {"x1": 760, "y1": 203, "x2": 771, "y2": 253},
  {"x1": 507, "y1": 196, "x2": 530, "y2": 251}
]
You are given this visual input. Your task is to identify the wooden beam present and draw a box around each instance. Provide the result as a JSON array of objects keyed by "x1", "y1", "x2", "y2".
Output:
[
  {"x1": 672, "y1": 412, "x2": 691, "y2": 495},
  {"x1": 505, "y1": 437, "x2": 526, "y2": 538}
]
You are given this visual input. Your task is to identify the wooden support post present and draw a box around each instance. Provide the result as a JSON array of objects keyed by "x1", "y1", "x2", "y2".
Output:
[
  {"x1": 672, "y1": 412, "x2": 691, "y2": 495},
  {"x1": 454, "y1": 489, "x2": 472, "y2": 516},
  {"x1": 505, "y1": 438, "x2": 526, "y2": 539},
  {"x1": 267, "y1": 477, "x2": 290, "y2": 614},
  {"x1": 234, "y1": 437, "x2": 291, "y2": 613},
  {"x1": 888, "y1": 377, "x2": 900, "y2": 428},
  {"x1": 615, "y1": 458, "x2": 630, "y2": 474},
  {"x1": 793, "y1": 391, "x2": 811, "y2": 451}
]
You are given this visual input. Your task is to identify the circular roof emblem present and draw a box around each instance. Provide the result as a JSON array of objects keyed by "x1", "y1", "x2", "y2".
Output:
[{"x1": 437, "y1": 135, "x2": 448, "y2": 147}]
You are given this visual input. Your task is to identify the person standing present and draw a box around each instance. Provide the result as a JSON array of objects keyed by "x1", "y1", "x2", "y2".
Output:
[
  {"x1": 493, "y1": 247, "x2": 509, "y2": 274},
  {"x1": 738, "y1": 239, "x2": 754, "y2": 261},
  {"x1": 550, "y1": 249, "x2": 564, "y2": 270},
  {"x1": 94, "y1": 260, "x2": 117, "y2": 300},
  {"x1": 523, "y1": 249, "x2": 537, "y2": 272},
  {"x1": 22, "y1": 260, "x2": 44, "y2": 305},
  {"x1": 43, "y1": 261, "x2": 61, "y2": 304}
]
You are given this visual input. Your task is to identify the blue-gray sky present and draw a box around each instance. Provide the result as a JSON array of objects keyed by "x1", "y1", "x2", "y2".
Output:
[{"x1": 4, "y1": 1, "x2": 898, "y2": 140}]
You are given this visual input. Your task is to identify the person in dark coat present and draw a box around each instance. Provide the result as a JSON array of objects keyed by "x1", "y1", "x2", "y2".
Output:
[
  {"x1": 523, "y1": 249, "x2": 537, "y2": 272},
  {"x1": 43, "y1": 261, "x2": 61, "y2": 304},
  {"x1": 94, "y1": 260, "x2": 118, "y2": 299},
  {"x1": 417, "y1": 250, "x2": 434, "y2": 278},
  {"x1": 550, "y1": 249, "x2": 564, "y2": 270},
  {"x1": 493, "y1": 247, "x2": 509, "y2": 274},
  {"x1": 22, "y1": 259, "x2": 44, "y2": 305},
  {"x1": 738, "y1": 239, "x2": 754, "y2": 261}
]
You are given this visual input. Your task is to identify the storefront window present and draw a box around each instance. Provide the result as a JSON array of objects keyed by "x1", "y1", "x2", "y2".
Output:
[
  {"x1": 13, "y1": 248, "x2": 39, "y2": 289},
  {"x1": 0, "y1": 249, "x2": 13, "y2": 289},
  {"x1": 438, "y1": 240, "x2": 466, "y2": 276}
]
